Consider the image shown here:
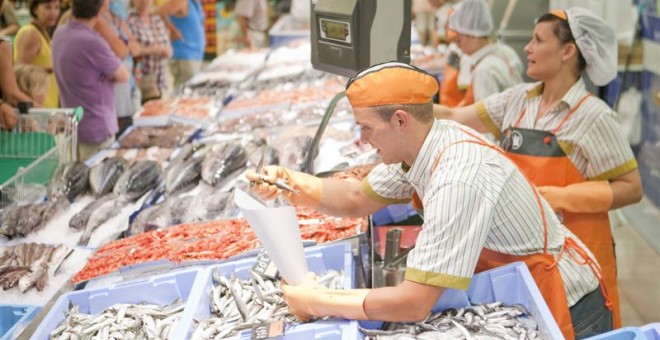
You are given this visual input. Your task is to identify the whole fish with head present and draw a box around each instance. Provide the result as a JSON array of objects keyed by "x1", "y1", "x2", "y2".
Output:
[
  {"x1": 0, "y1": 204, "x2": 27, "y2": 238},
  {"x1": 47, "y1": 161, "x2": 90, "y2": 202},
  {"x1": 13, "y1": 202, "x2": 50, "y2": 237},
  {"x1": 69, "y1": 194, "x2": 117, "y2": 230},
  {"x1": 359, "y1": 302, "x2": 540, "y2": 340},
  {"x1": 165, "y1": 154, "x2": 205, "y2": 194},
  {"x1": 201, "y1": 143, "x2": 248, "y2": 188},
  {"x1": 89, "y1": 157, "x2": 129, "y2": 196},
  {"x1": 278, "y1": 135, "x2": 315, "y2": 172},
  {"x1": 193, "y1": 269, "x2": 345, "y2": 339},
  {"x1": 50, "y1": 299, "x2": 186, "y2": 339},
  {"x1": 185, "y1": 189, "x2": 233, "y2": 222},
  {"x1": 113, "y1": 160, "x2": 162, "y2": 201},
  {"x1": 78, "y1": 195, "x2": 129, "y2": 246}
]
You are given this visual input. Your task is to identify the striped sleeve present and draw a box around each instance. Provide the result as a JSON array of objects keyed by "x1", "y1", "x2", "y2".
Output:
[
  {"x1": 405, "y1": 180, "x2": 494, "y2": 290},
  {"x1": 362, "y1": 163, "x2": 414, "y2": 204},
  {"x1": 472, "y1": 57, "x2": 514, "y2": 103},
  {"x1": 476, "y1": 84, "x2": 524, "y2": 139},
  {"x1": 579, "y1": 111, "x2": 638, "y2": 180}
]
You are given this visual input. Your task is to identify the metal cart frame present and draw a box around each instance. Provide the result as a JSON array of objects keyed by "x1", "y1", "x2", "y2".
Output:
[{"x1": 0, "y1": 107, "x2": 82, "y2": 208}]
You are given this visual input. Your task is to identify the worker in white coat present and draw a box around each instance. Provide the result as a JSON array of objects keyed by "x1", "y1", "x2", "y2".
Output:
[{"x1": 439, "y1": 0, "x2": 523, "y2": 107}]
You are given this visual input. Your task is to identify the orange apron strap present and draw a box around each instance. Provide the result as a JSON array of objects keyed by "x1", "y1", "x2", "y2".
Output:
[
  {"x1": 432, "y1": 130, "x2": 550, "y2": 253},
  {"x1": 547, "y1": 237, "x2": 614, "y2": 311},
  {"x1": 552, "y1": 94, "x2": 592, "y2": 134}
]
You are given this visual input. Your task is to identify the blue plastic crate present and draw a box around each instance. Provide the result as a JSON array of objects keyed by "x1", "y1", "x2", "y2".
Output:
[
  {"x1": 371, "y1": 203, "x2": 417, "y2": 226},
  {"x1": 359, "y1": 261, "x2": 563, "y2": 339},
  {"x1": 31, "y1": 267, "x2": 203, "y2": 340},
  {"x1": 0, "y1": 305, "x2": 41, "y2": 340},
  {"x1": 641, "y1": 323, "x2": 660, "y2": 340},
  {"x1": 175, "y1": 241, "x2": 358, "y2": 340},
  {"x1": 586, "y1": 327, "x2": 647, "y2": 340}
]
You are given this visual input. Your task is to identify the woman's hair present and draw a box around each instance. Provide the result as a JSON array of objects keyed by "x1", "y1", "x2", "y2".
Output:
[
  {"x1": 14, "y1": 64, "x2": 48, "y2": 100},
  {"x1": 537, "y1": 13, "x2": 587, "y2": 75},
  {"x1": 29, "y1": 0, "x2": 58, "y2": 17}
]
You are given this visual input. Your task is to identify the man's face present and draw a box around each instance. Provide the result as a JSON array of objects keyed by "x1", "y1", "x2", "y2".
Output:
[{"x1": 354, "y1": 107, "x2": 404, "y2": 164}]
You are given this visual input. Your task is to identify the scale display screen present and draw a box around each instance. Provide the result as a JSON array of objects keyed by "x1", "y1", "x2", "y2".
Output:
[{"x1": 319, "y1": 18, "x2": 352, "y2": 44}]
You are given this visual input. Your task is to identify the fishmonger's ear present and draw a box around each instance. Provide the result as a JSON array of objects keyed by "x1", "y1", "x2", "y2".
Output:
[{"x1": 391, "y1": 109, "x2": 410, "y2": 129}]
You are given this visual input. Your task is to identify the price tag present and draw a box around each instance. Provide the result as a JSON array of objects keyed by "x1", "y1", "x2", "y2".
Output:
[
  {"x1": 252, "y1": 251, "x2": 279, "y2": 280},
  {"x1": 251, "y1": 320, "x2": 285, "y2": 340}
]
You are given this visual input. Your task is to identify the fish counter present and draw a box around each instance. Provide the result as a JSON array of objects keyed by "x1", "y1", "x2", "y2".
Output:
[{"x1": 4, "y1": 41, "x2": 517, "y2": 339}]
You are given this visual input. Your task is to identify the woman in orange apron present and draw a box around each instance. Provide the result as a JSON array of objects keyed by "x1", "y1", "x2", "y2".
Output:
[
  {"x1": 439, "y1": 0, "x2": 522, "y2": 108},
  {"x1": 434, "y1": 8, "x2": 643, "y2": 328}
]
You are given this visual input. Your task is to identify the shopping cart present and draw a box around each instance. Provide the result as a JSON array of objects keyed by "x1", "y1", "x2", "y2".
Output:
[{"x1": 0, "y1": 107, "x2": 82, "y2": 208}]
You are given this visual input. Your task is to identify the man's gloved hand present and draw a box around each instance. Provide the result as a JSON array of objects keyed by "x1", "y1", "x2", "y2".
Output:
[
  {"x1": 245, "y1": 166, "x2": 323, "y2": 208},
  {"x1": 282, "y1": 272, "x2": 370, "y2": 322},
  {"x1": 537, "y1": 180, "x2": 613, "y2": 213}
]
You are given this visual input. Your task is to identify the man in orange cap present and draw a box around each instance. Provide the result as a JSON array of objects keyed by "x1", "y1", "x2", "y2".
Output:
[{"x1": 246, "y1": 62, "x2": 613, "y2": 339}]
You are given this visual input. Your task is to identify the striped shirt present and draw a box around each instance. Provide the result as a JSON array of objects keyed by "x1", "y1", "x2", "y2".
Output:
[
  {"x1": 475, "y1": 79, "x2": 637, "y2": 180},
  {"x1": 458, "y1": 42, "x2": 523, "y2": 102},
  {"x1": 362, "y1": 120, "x2": 599, "y2": 306}
]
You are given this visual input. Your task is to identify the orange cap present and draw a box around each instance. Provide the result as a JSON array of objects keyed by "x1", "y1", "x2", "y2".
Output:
[
  {"x1": 549, "y1": 9, "x2": 568, "y2": 21},
  {"x1": 345, "y1": 62, "x2": 439, "y2": 108}
]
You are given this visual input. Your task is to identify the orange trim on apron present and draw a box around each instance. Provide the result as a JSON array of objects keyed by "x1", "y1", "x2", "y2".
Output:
[
  {"x1": 413, "y1": 126, "x2": 610, "y2": 339},
  {"x1": 439, "y1": 54, "x2": 467, "y2": 107},
  {"x1": 502, "y1": 94, "x2": 621, "y2": 328}
]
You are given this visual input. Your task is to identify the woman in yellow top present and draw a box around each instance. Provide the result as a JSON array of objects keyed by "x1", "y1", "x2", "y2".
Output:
[{"x1": 14, "y1": 0, "x2": 60, "y2": 108}]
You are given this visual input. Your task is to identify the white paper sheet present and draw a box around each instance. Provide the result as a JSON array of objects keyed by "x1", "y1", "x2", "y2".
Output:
[{"x1": 234, "y1": 188, "x2": 308, "y2": 285}]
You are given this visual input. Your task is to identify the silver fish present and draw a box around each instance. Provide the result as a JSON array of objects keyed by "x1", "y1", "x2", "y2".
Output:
[
  {"x1": 78, "y1": 195, "x2": 129, "y2": 246},
  {"x1": 360, "y1": 303, "x2": 540, "y2": 340},
  {"x1": 194, "y1": 269, "x2": 344, "y2": 339},
  {"x1": 89, "y1": 157, "x2": 129, "y2": 196},
  {"x1": 113, "y1": 160, "x2": 162, "y2": 201},
  {"x1": 50, "y1": 299, "x2": 185, "y2": 339},
  {"x1": 201, "y1": 143, "x2": 247, "y2": 188}
]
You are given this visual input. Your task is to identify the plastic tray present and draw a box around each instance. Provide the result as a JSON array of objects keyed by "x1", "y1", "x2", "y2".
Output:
[
  {"x1": 586, "y1": 327, "x2": 647, "y2": 340},
  {"x1": 641, "y1": 323, "x2": 660, "y2": 340},
  {"x1": 31, "y1": 267, "x2": 203, "y2": 340},
  {"x1": 359, "y1": 261, "x2": 563, "y2": 339},
  {"x1": 174, "y1": 242, "x2": 358, "y2": 340},
  {"x1": 0, "y1": 305, "x2": 41, "y2": 340}
]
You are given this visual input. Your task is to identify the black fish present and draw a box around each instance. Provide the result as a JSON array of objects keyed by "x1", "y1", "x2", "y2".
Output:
[
  {"x1": 113, "y1": 160, "x2": 162, "y2": 201},
  {"x1": 47, "y1": 161, "x2": 90, "y2": 202},
  {"x1": 201, "y1": 143, "x2": 247, "y2": 188}
]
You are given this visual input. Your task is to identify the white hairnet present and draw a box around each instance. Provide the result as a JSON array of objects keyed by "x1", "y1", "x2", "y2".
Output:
[
  {"x1": 566, "y1": 7, "x2": 617, "y2": 86},
  {"x1": 448, "y1": 0, "x2": 493, "y2": 37}
]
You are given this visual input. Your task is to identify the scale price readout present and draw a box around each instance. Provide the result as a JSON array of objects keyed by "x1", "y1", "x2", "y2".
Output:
[{"x1": 319, "y1": 18, "x2": 352, "y2": 45}]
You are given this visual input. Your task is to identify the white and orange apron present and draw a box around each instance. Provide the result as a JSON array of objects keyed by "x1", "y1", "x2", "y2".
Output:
[
  {"x1": 500, "y1": 94, "x2": 621, "y2": 328},
  {"x1": 411, "y1": 127, "x2": 611, "y2": 339}
]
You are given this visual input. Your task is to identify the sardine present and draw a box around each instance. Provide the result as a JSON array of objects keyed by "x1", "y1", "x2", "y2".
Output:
[
  {"x1": 201, "y1": 143, "x2": 248, "y2": 188},
  {"x1": 89, "y1": 157, "x2": 129, "y2": 196},
  {"x1": 360, "y1": 302, "x2": 540, "y2": 340},
  {"x1": 194, "y1": 269, "x2": 344, "y2": 338}
]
